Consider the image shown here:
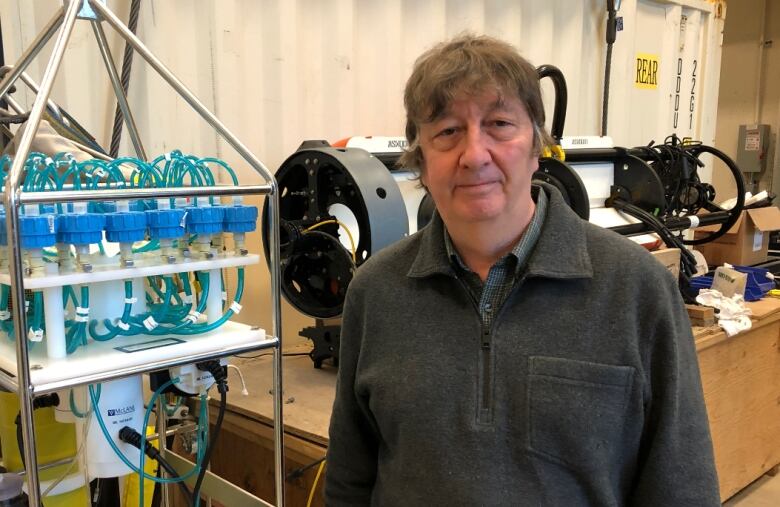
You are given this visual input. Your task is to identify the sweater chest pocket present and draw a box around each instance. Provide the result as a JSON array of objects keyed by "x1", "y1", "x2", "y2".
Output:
[{"x1": 527, "y1": 356, "x2": 635, "y2": 470}]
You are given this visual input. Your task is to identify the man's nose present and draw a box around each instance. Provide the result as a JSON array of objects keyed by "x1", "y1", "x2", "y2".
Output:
[{"x1": 459, "y1": 127, "x2": 491, "y2": 170}]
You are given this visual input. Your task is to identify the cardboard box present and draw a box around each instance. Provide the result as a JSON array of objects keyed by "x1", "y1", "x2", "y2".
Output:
[
  {"x1": 650, "y1": 248, "x2": 681, "y2": 278},
  {"x1": 694, "y1": 207, "x2": 780, "y2": 266},
  {"x1": 711, "y1": 265, "x2": 747, "y2": 298}
]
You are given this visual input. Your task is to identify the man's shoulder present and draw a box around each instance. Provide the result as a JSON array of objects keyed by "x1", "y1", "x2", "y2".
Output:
[{"x1": 581, "y1": 219, "x2": 676, "y2": 282}]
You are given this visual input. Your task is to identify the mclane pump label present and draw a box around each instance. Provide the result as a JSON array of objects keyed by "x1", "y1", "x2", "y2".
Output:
[
  {"x1": 107, "y1": 404, "x2": 135, "y2": 417},
  {"x1": 635, "y1": 53, "x2": 660, "y2": 89}
]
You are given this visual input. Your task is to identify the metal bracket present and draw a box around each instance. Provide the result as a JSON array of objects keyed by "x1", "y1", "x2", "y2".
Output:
[{"x1": 77, "y1": 0, "x2": 104, "y2": 20}]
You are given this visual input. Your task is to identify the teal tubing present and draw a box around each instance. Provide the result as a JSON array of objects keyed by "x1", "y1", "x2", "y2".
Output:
[
  {"x1": 144, "y1": 273, "x2": 209, "y2": 335},
  {"x1": 165, "y1": 396, "x2": 183, "y2": 417},
  {"x1": 200, "y1": 157, "x2": 238, "y2": 185},
  {"x1": 147, "y1": 276, "x2": 166, "y2": 301},
  {"x1": 66, "y1": 286, "x2": 90, "y2": 354},
  {"x1": 69, "y1": 384, "x2": 100, "y2": 419},
  {"x1": 100, "y1": 272, "x2": 207, "y2": 337},
  {"x1": 29, "y1": 292, "x2": 43, "y2": 338},
  {"x1": 132, "y1": 239, "x2": 160, "y2": 254},
  {"x1": 1, "y1": 284, "x2": 9, "y2": 312},
  {"x1": 63, "y1": 285, "x2": 78, "y2": 309},
  {"x1": 1, "y1": 285, "x2": 12, "y2": 337},
  {"x1": 151, "y1": 277, "x2": 175, "y2": 323},
  {"x1": 89, "y1": 280, "x2": 134, "y2": 341},
  {"x1": 182, "y1": 155, "x2": 215, "y2": 186},
  {"x1": 138, "y1": 381, "x2": 206, "y2": 503},
  {"x1": 88, "y1": 383, "x2": 205, "y2": 486},
  {"x1": 176, "y1": 268, "x2": 244, "y2": 335}
]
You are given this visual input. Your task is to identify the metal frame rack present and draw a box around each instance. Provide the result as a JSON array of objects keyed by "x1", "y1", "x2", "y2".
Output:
[{"x1": 0, "y1": 1, "x2": 284, "y2": 505}]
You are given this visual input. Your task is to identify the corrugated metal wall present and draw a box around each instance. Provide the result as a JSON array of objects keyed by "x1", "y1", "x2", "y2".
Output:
[{"x1": 0, "y1": 0, "x2": 726, "y2": 337}]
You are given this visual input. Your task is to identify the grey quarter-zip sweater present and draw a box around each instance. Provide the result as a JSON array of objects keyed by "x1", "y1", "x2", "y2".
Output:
[{"x1": 325, "y1": 184, "x2": 720, "y2": 506}]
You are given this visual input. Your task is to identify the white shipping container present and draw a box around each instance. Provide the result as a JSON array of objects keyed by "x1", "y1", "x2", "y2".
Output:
[
  {"x1": 0, "y1": 0, "x2": 726, "y2": 171},
  {"x1": 0, "y1": 0, "x2": 727, "y2": 334}
]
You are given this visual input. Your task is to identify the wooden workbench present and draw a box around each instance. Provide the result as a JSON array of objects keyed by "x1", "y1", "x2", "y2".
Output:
[
  {"x1": 203, "y1": 298, "x2": 780, "y2": 505},
  {"x1": 694, "y1": 297, "x2": 780, "y2": 500}
]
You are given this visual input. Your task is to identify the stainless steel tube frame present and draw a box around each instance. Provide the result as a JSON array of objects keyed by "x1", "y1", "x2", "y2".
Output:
[
  {"x1": 90, "y1": 20, "x2": 147, "y2": 161},
  {"x1": 4, "y1": 1, "x2": 285, "y2": 503},
  {"x1": 0, "y1": 67, "x2": 65, "y2": 122},
  {"x1": 0, "y1": 7, "x2": 64, "y2": 102},
  {"x1": 2, "y1": 2, "x2": 82, "y2": 505},
  {"x1": 29, "y1": 337, "x2": 278, "y2": 395}
]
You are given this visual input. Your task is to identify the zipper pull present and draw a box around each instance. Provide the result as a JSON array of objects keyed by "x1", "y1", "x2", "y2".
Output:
[
  {"x1": 482, "y1": 329, "x2": 490, "y2": 349},
  {"x1": 481, "y1": 303, "x2": 492, "y2": 348}
]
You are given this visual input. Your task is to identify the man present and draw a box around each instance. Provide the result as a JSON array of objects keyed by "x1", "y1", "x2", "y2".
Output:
[{"x1": 325, "y1": 34, "x2": 719, "y2": 506}]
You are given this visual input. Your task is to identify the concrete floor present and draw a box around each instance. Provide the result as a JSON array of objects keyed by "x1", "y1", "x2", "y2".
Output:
[{"x1": 724, "y1": 473, "x2": 780, "y2": 506}]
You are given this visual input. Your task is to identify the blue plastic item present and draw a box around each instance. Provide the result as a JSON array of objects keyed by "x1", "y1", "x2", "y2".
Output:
[
  {"x1": 690, "y1": 265, "x2": 775, "y2": 302},
  {"x1": 185, "y1": 206, "x2": 225, "y2": 235},
  {"x1": 147, "y1": 209, "x2": 186, "y2": 239},
  {"x1": 105, "y1": 211, "x2": 147, "y2": 243},
  {"x1": 57, "y1": 213, "x2": 106, "y2": 245},
  {"x1": 0, "y1": 213, "x2": 58, "y2": 248},
  {"x1": 19, "y1": 214, "x2": 57, "y2": 248},
  {"x1": 223, "y1": 205, "x2": 258, "y2": 233}
]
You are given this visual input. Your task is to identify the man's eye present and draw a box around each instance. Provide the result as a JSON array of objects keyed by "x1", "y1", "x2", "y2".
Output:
[
  {"x1": 436, "y1": 127, "x2": 458, "y2": 137},
  {"x1": 491, "y1": 120, "x2": 513, "y2": 128}
]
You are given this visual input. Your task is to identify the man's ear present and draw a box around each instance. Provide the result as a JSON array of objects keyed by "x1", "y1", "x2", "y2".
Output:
[{"x1": 419, "y1": 158, "x2": 428, "y2": 188}]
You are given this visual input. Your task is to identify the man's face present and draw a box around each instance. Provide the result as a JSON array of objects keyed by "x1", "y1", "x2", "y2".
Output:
[{"x1": 418, "y1": 89, "x2": 539, "y2": 230}]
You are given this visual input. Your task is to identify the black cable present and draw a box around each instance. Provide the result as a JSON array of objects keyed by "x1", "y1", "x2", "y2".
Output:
[
  {"x1": 14, "y1": 394, "x2": 60, "y2": 468},
  {"x1": 15, "y1": 413, "x2": 23, "y2": 468},
  {"x1": 612, "y1": 198, "x2": 697, "y2": 278},
  {"x1": 602, "y1": 0, "x2": 618, "y2": 136},
  {"x1": 536, "y1": 65, "x2": 567, "y2": 141},
  {"x1": 0, "y1": 112, "x2": 29, "y2": 125},
  {"x1": 156, "y1": 455, "x2": 184, "y2": 485},
  {"x1": 192, "y1": 361, "x2": 229, "y2": 505},
  {"x1": 109, "y1": 0, "x2": 142, "y2": 158},
  {"x1": 119, "y1": 426, "x2": 193, "y2": 505},
  {"x1": 192, "y1": 389, "x2": 226, "y2": 505},
  {"x1": 612, "y1": 198, "x2": 701, "y2": 303},
  {"x1": 287, "y1": 456, "x2": 326, "y2": 482},
  {"x1": 602, "y1": 43, "x2": 613, "y2": 137}
]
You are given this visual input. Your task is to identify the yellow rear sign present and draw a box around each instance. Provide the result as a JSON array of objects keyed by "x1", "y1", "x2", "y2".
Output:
[{"x1": 635, "y1": 53, "x2": 660, "y2": 89}]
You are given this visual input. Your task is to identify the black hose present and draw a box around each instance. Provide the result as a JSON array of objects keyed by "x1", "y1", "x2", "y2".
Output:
[
  {"x1": 0, "y1": 112, "x2": 29, "y2": 125},
  {"x1": 192, "y1": 388, "x2": 227, "y2": 505},
  {"x1": 109, "y1": 0, "x2": 142, "y2": 159},
  {"x1": 14, "y1": 394, "x2": 60, "y2": 469},
  {"x1": 15, "y1": 413, "x2": 24, "y2": 468},
  {"x1": 118, "y1": 426, "x2": 193, "y2": 505},
  {"x1": 156, "y1": 455, "x2": 192, "y2": 505},
  {"x1": 602, "y1": 0, "x2": 618, "y2": 136},
  {"x1": 536, "y1": 65, "x2": 567, "y2": 142},
  {"x1": 684, "y1": 144, "x2": 746, "y2": 245}
]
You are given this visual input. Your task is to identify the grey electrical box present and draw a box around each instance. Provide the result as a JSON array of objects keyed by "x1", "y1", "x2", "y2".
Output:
[{"x1": 737, "y1": 124, "x2": 770, "y2": 173}]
